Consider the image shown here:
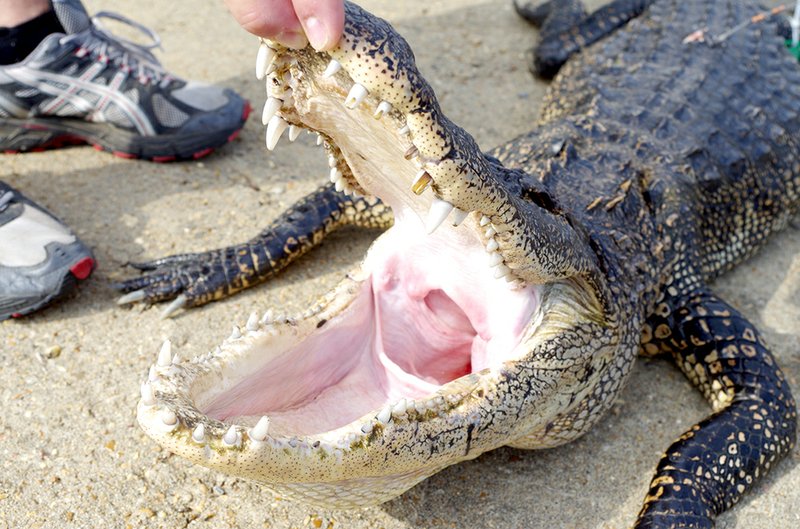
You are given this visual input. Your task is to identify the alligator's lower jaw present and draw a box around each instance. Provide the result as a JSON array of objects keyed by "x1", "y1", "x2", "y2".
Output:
[{"x1": 137, "y1": 207, "x2": 543, "y2": 506}]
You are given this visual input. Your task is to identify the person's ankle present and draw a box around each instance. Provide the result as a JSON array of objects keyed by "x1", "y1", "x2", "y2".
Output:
[{"x1": 0, "y1": 9, "x2": 65, "y2": 65}]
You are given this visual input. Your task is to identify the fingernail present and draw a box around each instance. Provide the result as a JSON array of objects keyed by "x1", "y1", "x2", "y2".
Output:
[
  {"x1": 304, "y1": 16, "x2": 331, "y2": 51},
  {"x1": 278, "y1": 30, "x2": 308, "y2": 50}
]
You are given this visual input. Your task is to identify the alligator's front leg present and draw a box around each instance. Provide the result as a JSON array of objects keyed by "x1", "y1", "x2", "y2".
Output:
[
  {"x1": 115, "y1": 184, "x2": 392, "y2": 316},
  {"x1": 636, "y1": 289, "x2": 797, "y2": 528}
]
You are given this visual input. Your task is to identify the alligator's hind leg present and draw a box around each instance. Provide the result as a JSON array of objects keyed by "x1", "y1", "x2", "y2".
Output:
[
  {"x1": 114, "y1": 184, "x2": 392, "y2": 316},
  {"x1": 516, "y1": 0, "x2": 655, "y2": 78},
  {"x1": 635, "y1": 289, "x2": 797, "y2": 528}
]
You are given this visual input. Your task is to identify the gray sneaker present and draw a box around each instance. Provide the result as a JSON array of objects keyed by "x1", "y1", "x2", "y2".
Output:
[
  {"x1": 0, "y1": 0, "x2": 250, "y2": 161},
  {"x1": 0, "y1": 181, "x2": 95, "y2": 320}
]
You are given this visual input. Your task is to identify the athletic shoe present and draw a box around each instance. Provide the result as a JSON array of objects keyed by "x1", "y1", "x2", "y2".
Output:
[
  {"x1": 0, "y1": 181, "x2": 95, "y2": 320},
  {"x1": 0, "y1": 0, "x2": 250, "y2": 161}
]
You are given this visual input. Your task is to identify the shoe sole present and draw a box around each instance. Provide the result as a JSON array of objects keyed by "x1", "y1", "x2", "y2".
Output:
[
  {"x1": 0, "y1": 102, "x2": 251, "y2": 162},
  {"x1": 1, "y1": 255, "x2": 95, "y2": 321}
]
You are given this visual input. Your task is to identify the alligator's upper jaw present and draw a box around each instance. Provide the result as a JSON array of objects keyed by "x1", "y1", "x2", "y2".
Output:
[{"x1": 138, "y1": 2, "x2": 610, "y2": 508}]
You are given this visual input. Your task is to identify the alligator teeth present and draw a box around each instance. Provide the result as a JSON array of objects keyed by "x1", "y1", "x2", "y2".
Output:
[
  {"x1": 398, "y1": 125, "x2": 410, "y2": 135},
  {"x1": 334, "y1": 179, "x2": 345, "y2": 192},
  {"x1": 345, "y1": 83, "x2": 369, "y2": 109},
  {"x1": 288, "y1": 125, "x2": 301, "y2": 142},
  {"x1": 404, "y1": 145, "x2": 419, "y2": 160},
  {"x1": 485, "y1": 227, "x2": 497, "y2": 238},
  {"x1": 316, "y1": 134, "x2": 324, "y2": 146},
  {"x1": 157, "y1": 340, "x2": 172, "y2": 367},
  {"x1": 229, "y1": 326, "x2": 242, "y2": 340},
  {"x1": 493, "y1": 264, "x2": 511, "y2": 279},
  {"x1": 360, "y1": 423, "x2": 374, "y2": 434},
  {"x1": 266, "y1": 115, "x2": 289, "y2": 151},
  {"x1": 222, "y1": 425, "x2": 240, "y2": 447},
  {"x1": 392, "y1": 399, "x2": 408, "y2": 416},
  {"x1": 412, "y1": 170, "x2": 432, "y2": 195},
  {"x1": 250, "y1": 416, "x2": 270, "y2": 442},
  {"x1": 140, "y1": 383, "x2": 156, "y2": 407},
  {"x1": 261, "y1": 309, "x2": 274, "y2": 325},
  {"x1": 377, "y1": 406, "x2": 392, "y2": 425},
  {"x1": 426, "y1": 198, "x2": 455, "y2": 234},
  {"x1": 255, "y1": 42, "x2": 276, "y2": 80},
  {"x1": 486, "y1": 239, "x2": 499, "y2": 252},
  {"x1": 261, "y1": 98, "x2": 282, "y2": 125},
  {"x1": 330, "y1": 168, "x2": 343, "y2": 183},
  {"x1": 479, "y1": 215, "x2": 491, "y2": 227},
  {"x1": 374, "y1": 100, "x2": 392, "y2": 119},
  {"x1": 488, "y1": 252, "x2": 504, "y2": 267},
  {"x1": 148, "y1": 365, "x2": 157, "y2": 381},
  {"x1": 246, "y1": 312, "x2": 259, "y2": 332},
  {"x1": 160, "y1": 409, "x2": 178, "y2": 427},
  {"x1": 192, "y1": 424, "x2": 205, "y2": 444},
  {"x1": 322, "y1": 59, "x2": 342, "y2": 78},
  {"x1": 328, "y1": 155, "x2": 338, "y2": 168},
  {"x1": 451, "y1": 208, "x2": 469, "y2": 226}
]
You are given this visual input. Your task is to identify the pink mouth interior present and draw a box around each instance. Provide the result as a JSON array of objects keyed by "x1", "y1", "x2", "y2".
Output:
[{"x1": 201, "y1": 219, "x2": 539, "y2": 436}]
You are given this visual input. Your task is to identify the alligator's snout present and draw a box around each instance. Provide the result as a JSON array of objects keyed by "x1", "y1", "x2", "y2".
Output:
[{"x1": 136, "y1": 1, "x2": 623, "y2": 508}]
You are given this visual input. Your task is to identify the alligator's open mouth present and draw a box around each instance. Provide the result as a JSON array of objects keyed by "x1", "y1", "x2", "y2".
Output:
[{"x1": 138, "y1": 2, "x2": 614, "y2": 509}]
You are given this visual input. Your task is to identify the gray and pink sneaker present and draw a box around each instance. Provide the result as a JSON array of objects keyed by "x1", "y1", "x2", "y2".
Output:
[
  {"x1": 0, "y1": 0, "x2": 250, "y2": 161},
  {"x1": 0, "y1": 181, "x2": 94, "y2": 320}
]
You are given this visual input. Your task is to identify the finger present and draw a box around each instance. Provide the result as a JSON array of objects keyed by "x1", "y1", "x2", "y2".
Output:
[
  {"x1": 224, "y1": 0, "x2": 307, "y2": 48},
  {"x1": 292, "y1": 0, "x2": 345, "y2": 50}
]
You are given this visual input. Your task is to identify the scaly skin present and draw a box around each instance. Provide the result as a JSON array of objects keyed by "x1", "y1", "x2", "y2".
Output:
[{"x1": 132, "y1": 1, "x2": 798, "y2": 527}]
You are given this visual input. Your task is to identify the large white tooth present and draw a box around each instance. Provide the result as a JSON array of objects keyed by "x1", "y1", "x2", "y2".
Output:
[
  {"x1": 261, "y1": 309, "x2": 274, "y2": 325},
  {"x1": 250, "y1": 416, "x2": 270, "y2": 442},
  {"x1": 392, "y1": 399, "x2": 407, "y2": 415},
  {"x1": 255, "y1": 42, "x2": 276, "y2": 80},
  {"x1": 160, "y1": 409, "x2": 178, "y2": 426},
  {"x1": 192, "y1": 424, "x2": 205, "y2": 443},
  {"x1": 426, "y1": 198, "x2": 455, "y2": 234},
  {"x1": 485, "y1": 227, "x2": 497, "y2": 238},
  {"x1": 486, "y1": 239, "x2": 499, "y2": 252},
  {"x1": 479, "y1": 215, "x2": 491, "y2": 227},
  {"x1": 157, "y1": 340, "x2": 172, "y2": 367},
  {"x1": 140, "y1": 383, "x2": 156, "y2": 406},
  {"x1": 377, "y1": 406, "x2": 392, "y2": 425},
  {"x1": 398, "y1": 125, "x2": 410, "y2": 135},
  {"x1": 229, "y1": 326, "x2": 242, "y2": 340},
  {"x1": 148, "y1": 365, "x2": 157, "y2": 381},
  {"x1": 330, "y1": 168, "x2": 343, "y2": 183},
  {"x1": 451, "y1": 208, "x2": 469, "y2": 226},
  {"x1": 488, "y1": 252, "x2": 504, "y2": 267},
  {"x1": 261, "y1": 97, "x2": 282, "y2": 125},
  {"x1": 493, "y1": 264, "x2": 511, "y2": 279},
  {"x1": 316, "y1": 134, "x2": 324, "y2": 146},
  {"x1": 373, "y1": 101, "x2": 392, "y2": 119},
  {"x1": 328, "y1": 155, "x2": 338, "y2": 168},
  {"x1": 266, "y1": 115, "x2": 289, "y2": 151},
  {"x1": 345, "y1": 83, "x2": 368, "y2": 109},
  {"x1": 322, "y1": 59, "x2": 342, "y2": 78},
  {"x1": 288, "y1": 125, "x2": 301, "y2": 142},
  {"x1": 334, "y1": 179, "x2": 345, "y2": 192},
  {"x1": 246, "y1": 312, "x2": 259, "y2": 331},
  {"x1": 222, "y1": 425, "x2": 240, "y2": 447}
]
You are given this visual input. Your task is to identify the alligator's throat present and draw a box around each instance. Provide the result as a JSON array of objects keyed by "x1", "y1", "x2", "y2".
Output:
[{"x1": 198, "y1": 219, "x2": 539, "y2": 436}]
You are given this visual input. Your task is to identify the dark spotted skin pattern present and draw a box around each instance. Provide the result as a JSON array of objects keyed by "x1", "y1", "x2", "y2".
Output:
[
  {"x1": 119, "y1": 1, "x2": 797, "y2": 526},
  {"x1": 116, "y1": 183, "x2": 392, "y2": 307}
]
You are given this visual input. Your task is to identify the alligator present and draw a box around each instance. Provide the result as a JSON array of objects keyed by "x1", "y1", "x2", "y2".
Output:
[{"x1": 124, "y1": 0, "x2": 799, "y2": 526}]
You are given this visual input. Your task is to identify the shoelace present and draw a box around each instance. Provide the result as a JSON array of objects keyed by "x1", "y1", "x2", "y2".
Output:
[
  {"x1": 0, "y1": 191, "x2": 14, "y2": 213},
  {"x1": 59, "y1": 11, "x2": 173, "y2": 87}
]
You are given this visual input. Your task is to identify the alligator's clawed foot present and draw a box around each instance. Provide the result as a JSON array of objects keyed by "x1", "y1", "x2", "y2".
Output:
[{"x1": 115, "y1": 252, "x2": 240, "y2": 318}]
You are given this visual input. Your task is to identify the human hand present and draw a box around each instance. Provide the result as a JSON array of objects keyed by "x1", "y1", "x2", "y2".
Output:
[{"x1": 224, "y1": 0, "x2": 345, "y2": 51}]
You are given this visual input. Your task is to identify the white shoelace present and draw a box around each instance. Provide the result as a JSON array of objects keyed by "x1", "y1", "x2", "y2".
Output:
[{"x1": 59, "y1": 11, "x2": 173, "y2": 87}]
